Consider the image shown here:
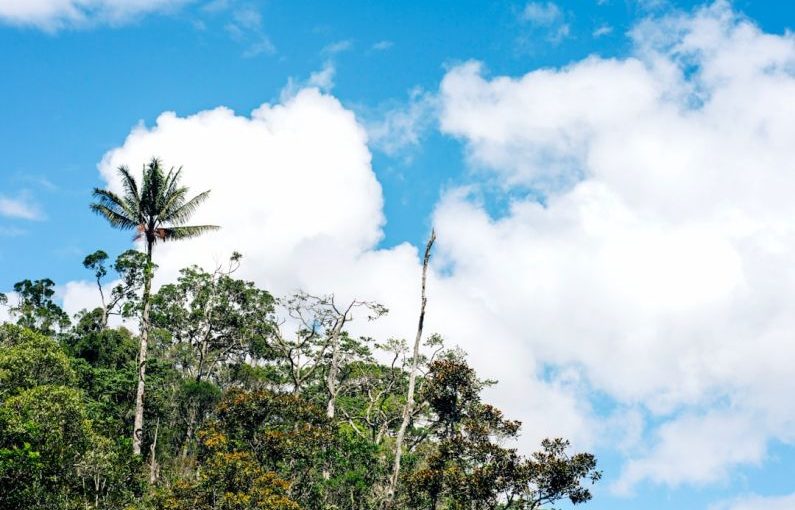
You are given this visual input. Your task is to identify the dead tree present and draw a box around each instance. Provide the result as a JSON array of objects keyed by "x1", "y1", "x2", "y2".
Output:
[{"x1": 384, "y1": 229, "x2": 435, "y2": 509}]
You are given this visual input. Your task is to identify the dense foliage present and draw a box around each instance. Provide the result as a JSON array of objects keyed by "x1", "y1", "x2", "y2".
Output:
[
  {"x1": 0, "y1": 162, "x2": 599, "y2": 509},
  {"x1": 0, "y1": 251, "x2": 600, "y2": 509}
]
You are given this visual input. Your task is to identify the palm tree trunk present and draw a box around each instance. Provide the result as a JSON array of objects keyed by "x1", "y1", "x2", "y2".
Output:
[
  {"x1": 132, "y1": 240, "x2": 153, "y2": 456},
  {"x1": 384, "y1": 230, "x2": 435, "y2": 509}
]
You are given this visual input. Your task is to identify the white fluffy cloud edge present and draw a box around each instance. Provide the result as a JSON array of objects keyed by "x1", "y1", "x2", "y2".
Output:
[
  {"x1": 0, "y1": 0, "x2": 192, "y2": 30},
  {"x1": 15, "y1": 0, "x2": 790, "y2": 500}
]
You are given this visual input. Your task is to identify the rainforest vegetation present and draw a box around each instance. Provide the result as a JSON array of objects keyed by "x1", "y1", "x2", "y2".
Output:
[{"x1": 0, "y1": 160, "x2": 600, "y2": 509}]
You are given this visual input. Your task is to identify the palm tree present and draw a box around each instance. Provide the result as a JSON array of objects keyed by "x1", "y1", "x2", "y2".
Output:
[{"x1": 91, "y1": 157, "x2": 219, "y2": 456}]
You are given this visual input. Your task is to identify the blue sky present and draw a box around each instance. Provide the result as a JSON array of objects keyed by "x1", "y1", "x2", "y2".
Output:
[
  {"x1": 0, "y1": 0, "x2": 759, "y2": 286},
  {"x1": 3, "y1": 1, "x2": 795, "y2": 509},
  {"x1": 0, "y1": 0, "x2": 792, "y2": 284}
]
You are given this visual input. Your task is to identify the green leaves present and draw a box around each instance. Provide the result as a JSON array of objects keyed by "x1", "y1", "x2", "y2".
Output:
[
  {"x1": 404, "y1": 355, "x2": 600, "y2": 509},
  {"x1": 157, "y1": 448, "x2": 302, "y2": 510},
  {"x1": 0, "y1": 248, "x2": 601, "y2": 510},
  {"x1": 9, "y1": 279, "x2": 70, "y2": 335},
  {"x1": 523, "y1": 438, "x2": 601, "y2": 507},
  {"x1": 83, "y1": 250, "x2": 109, "y2": 280},
  {"x1": 160, "y1": 189, "x2": 211, "y2": 227},
  {"x1": 90, "y1": 188, "x2": 140, "y2": 231},
  {"x1": 0, "y1": 385, "x2": 93, "y2": 509},
  {"x1": 89, "y1": 158, "x2": 220, "y2": 460},
  {"x1": 90, "y1": 158, "x2": 219, "y2": 249},
  {"x1": 150, "y1": 260, "x2": 276, "y2": 385},
  {"x1": 0, "y1": 324, "x2": 75, "y2": 397}
]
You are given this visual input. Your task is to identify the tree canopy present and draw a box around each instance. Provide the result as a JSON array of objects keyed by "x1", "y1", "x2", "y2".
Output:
[
  {"x1": 0, "y1": 157, "x2": 599, "y2": 510},
  {"x1": 0, "y1": 252, "x2": 600, "y2": 510}
]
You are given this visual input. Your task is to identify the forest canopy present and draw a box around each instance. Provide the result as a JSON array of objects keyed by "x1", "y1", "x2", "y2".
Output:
[{"x1": 0, "y1": 161, "x2": 600, "y2": 509}]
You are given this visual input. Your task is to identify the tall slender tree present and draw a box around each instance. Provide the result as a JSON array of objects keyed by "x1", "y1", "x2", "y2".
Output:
[
  {"x1": 90, "y1": 157, "x2": 219, "y2": 456},
  {"x1": 385, "y1": 229, "x2": 435, "y2": 508}
]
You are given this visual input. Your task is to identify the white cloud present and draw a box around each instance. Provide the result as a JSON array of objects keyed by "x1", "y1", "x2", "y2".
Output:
[
  {"x1": 593, "y1": 23, "x2": 613, "y2": 37},
  {"x1": 0, "y1": 291, "x2": 15, "y2": 324},
  {"x1": 0, "y1": 193, "x2": 43, "y2": 220},
  {"x1": 371, "y1": 40, "x2": 393, "y2": 51},
  {"x1": 69, "y1": 0, "x2": 795, "y2": 496},
  {"x1": 521, "y1": 1, "x2": 570, "y2": 44},
  {"x1": 96, "y1": 87, "x2": 384, "y2": 288},
  {"x1": 224, "y1": 6, "x2": 276, "y2": 58},
  {"x1": 322, "y1": 39, "x2": 353, "y2": 56},
  {"x1": 307, "y1": 62, "x2": 336, "y2": 91},
  {"x1": 710, "y1": 492, "x2": 795, "y2": 510},
  {"x1": 290, "y1": 41, "x2": 354, "y2": 94},
  {"x1": 0, "y1": 0, "x2": 192, "y2": 30},
  {"x1": 201, "y1": 0, "x2": 228, "y2": 14},
  {"x1": 614, "y1": 411, "x2": 765, "y2": 494},
  {"x1": 522, "y1": 1, "x2": 562, "y2": 26},
  {"x1": 60, "y1": 279, "x2": 133, "y2": 329},
  {"x1": 637, "y1": 0, "x2": 670, "y2": 11},
  {"x1": 439, "y1": 0, "x2": 795, "y2": 491},
  {"x1": 61, "y1": 280, "x2": 103, "y2": 318},
  {"x1": 78, "y1": 82, "x2": 594, "y2": 458},
  {"x1": 230, "y1": 5, "x2": 260, "y2": 30},
  {"x1": 241, "y1": 39, "x2": 276, "y2": 58},
  {"x1": 367, "y1": 88, "x2": 437, "y2": 157}
]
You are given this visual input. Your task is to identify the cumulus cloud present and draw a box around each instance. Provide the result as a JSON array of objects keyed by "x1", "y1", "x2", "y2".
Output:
[
  {"x1": 0, "y1": 193, "x2": 43, "y2": 220},
  {"x1": 73, "y1": 83, "x2": 594, "y2": 458},
  {"x1": 60, "y1": 280, "x2": 103, "y2": 318},
  {"x1": 96, "y1": 87, "x2": 385, "y2": 287},
  {"x1": 439, "y1": 0, "x2": 795, "y2": 492},
  {"x1": 614, "y1": 411, "x2": 766, "y2": 494},
  {"x1": 0, "y1": 0, "x2": 192, "y2": 30},
  {"x1": 57, "y1": 0, "x2": 795, "y2": 498},
  {"x1": 60, "y1": 279, "x2": 133, "y2": 329}
]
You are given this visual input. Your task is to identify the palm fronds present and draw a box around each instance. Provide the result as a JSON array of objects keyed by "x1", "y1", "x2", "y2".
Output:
[
  {"x1": 90, "y1": 158, "x2": 219, "y2": 248},
  {"x1": 162, "y1": 190, "x2": 212, "y2": 225},
  {"x1": 90, "y1": 188, "x2": 138, "y2": 230},
  {"x1": 158, "y1": 225, "x2": 221, "y2": 241}
]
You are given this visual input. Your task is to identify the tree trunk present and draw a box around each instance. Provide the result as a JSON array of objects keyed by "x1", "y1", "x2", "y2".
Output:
[
  {"x1": 149, "y1": 418, "x2": 160, "y2": 484},
  {"x1": 324, "y1": 315, "x2": 347, "y2": 482},
  {"x1": 325, "y1": 318, "x2": 345, "y2": 420},
  {"x1": 384, "y1": 230, "x2": 435, "y2": 509},
  {"x1": 96, "y1": 275, "x2": 108, "y2": 329},
  {"x1": 181, "y1": 405, "x2": 197, "y2": 460},
  {"x1": 132, "y1": 240, "x2": 153, "y2": 456}
]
